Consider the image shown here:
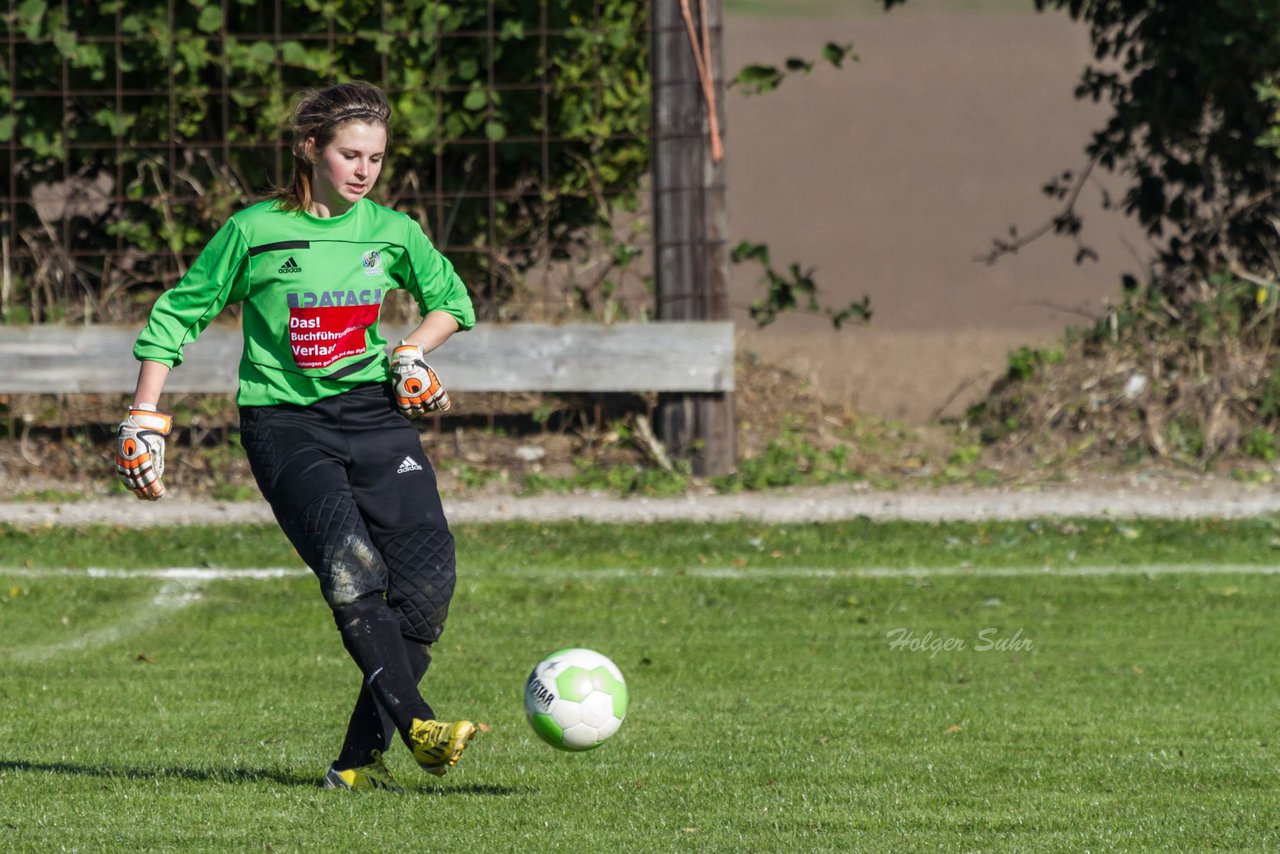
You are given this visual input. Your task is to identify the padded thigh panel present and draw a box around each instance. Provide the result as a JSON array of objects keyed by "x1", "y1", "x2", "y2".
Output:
[
  {"x1": 382, "y1": 528, "x2": 457, "y2": 644},
  {"x1": 287, "y1": 492, "x2": 391, "y2": 608}
]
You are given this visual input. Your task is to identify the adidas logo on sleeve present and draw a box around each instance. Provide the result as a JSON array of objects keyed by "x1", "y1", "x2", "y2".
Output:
[{"x1": 397, "y1": 456, "x2": 424, "y2": 474}]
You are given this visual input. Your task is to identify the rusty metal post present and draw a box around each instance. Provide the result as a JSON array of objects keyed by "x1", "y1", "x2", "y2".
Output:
[{"x1": 651, "y1": 0, "x2": 735, "y2": 477}]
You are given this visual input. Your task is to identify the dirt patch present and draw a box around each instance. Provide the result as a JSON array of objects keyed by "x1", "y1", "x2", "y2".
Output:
[{"x1": 0, "y1": 356, "x2": 948, "y2": 503}]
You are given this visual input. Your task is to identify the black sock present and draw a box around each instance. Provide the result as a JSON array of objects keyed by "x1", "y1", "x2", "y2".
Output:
[
  {"x1": 332, "y1": 595, "x2": 432, "y2": 751},
  {"x1": 335, "y1": 641, "x2": 433, "y2": 769}
]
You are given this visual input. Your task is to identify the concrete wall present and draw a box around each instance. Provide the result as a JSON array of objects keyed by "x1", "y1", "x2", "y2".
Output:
[{"x1": 723, "y1": 7, "x2": 1148, "y2": 421}]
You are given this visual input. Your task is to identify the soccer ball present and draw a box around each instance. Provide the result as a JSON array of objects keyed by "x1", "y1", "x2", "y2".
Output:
[{"x1": 524, "y1": 648, "x2": 628, "y2": 751}]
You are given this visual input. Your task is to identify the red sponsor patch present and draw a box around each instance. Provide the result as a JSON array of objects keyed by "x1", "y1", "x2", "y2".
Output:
[{"x1": 289, "y1": 304, "x2": 380, "y2": 369}]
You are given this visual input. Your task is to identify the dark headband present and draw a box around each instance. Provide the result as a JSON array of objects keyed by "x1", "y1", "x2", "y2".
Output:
[{"x1": 324, "y1": 106, "x2": 388, "y2": 127}]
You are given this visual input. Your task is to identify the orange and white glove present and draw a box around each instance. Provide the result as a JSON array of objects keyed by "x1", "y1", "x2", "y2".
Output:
[
  {"x1": 115, "y1": 404, "x2": 173, "y2": 500},
  {"x1": 392, "y1": 342, "x2": 451, "y2": 417}
]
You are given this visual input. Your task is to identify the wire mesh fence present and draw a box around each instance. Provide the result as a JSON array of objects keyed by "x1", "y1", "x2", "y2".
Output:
[{"x1": 0, "y1": 0, "x2": 655, "y2": 326}]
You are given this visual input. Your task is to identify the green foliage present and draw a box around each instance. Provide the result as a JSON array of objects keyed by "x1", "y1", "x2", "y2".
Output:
[
  {"x1": 1003, "y1": 345, "x2": 1063, "y2": 382},
  {"x1": 1257, "y1": 366, "x2": 1280, "y2": 421},
  {"x1": 714, "y1": 423, "x2": 862, "y2": 492},
  {"x1": 520, "y1": 458, "x2": 690, "y2": 497},
  {"x1": 1, "y1": 0, "x2": 649, "y2": 322},
  {"x1": 1241, "y1": 428, "x2": 1279, "y2": 462},
  {"x1": 1038, "y1": 0, "x2": 1280, "y2": 253},
  {"x1": 910, "y1": 0, "x2": 1280, "y2": 465},
  {"x1": 730, "y1": 41, "x2": 855, "y2": 95},
  {"x1": 731, "y1": 240, "x2": 871, "y2": 329},
  {"x1": 1254, "y1": 73, "x2": 1280, "y2": 154},
  {"x1": 1082, "y1": 272, "x2": 1275, "y2": 361},
  {"x1": 971, "y1": 271, "x2": 1280, "y2": 462},
  {"x1": 8, "y1": 2, "x2": 864, "y2": 335},
  {"x1": 8, "y1": 488, "x2": 89, "y2": 503},
  {"x1": 208, "y1": 483, "x2": 259, "y2": 502},
  {"x1": 946, "y1": 444, "x2": 981, "y2": 467},
  {"x1": 447, "y1": 462, "x2": 508, "y2": 492}
]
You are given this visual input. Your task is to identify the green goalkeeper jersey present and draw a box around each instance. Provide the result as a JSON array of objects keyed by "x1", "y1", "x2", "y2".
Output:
[{"x1": 133, "y1": 198, "x2": 475, "y2": 407}]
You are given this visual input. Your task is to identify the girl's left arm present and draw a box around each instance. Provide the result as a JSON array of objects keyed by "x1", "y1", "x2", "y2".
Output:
[
  {"x1": 403, "y1": 216, "x2": 475, "y2": 341},
  {"x1": 400, "y1": 310, "x2": 460, "y2": 355}
]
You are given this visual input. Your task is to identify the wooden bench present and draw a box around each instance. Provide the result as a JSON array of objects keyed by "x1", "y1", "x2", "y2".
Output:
[{"x1": 0, "y1": 322, "x2": 735, "y2": 394}]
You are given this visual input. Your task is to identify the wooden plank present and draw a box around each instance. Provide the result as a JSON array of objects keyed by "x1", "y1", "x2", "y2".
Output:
[
  {"x1": 0, "y1": 322, "x2": 735, "y2": 393},
  {"x1": 652, "y1": 0, "x2": 736, "y2": 476}
]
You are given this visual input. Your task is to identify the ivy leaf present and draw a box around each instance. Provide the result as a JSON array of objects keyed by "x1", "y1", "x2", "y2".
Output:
[
  {"x1": 731, "y1": 240, "x2": 771, "y2": 266},
  {"x1": 51, "y1": 28, "x2": 77, "y2": 59},
  {"x1": 19, "y1": 129, "x2": 59, "y2": 159},
  {"x1": 248, "y1": 41, "x2": 275, "y2": 66},
  {"x1": 17, "y1": 0, "x2": 47, "y2": 38},
  {"x1": 822, "y1": 42, "x2": 856, "y2": 68},
  {"x1": 280, "y1": 40, "x2": 307, "y2": 65},
  {"x1": 485, "y1": 120, "x2": 507, "y2": 142},
  {"x1": 736, "y1": 240, "x2": 867, "y2": 330},
  {"x1": 443, "y1": 113, "x2": 467, "y2": 141},
  {"x1": 463, "y1": 87, "x2": 488, "y2": 112},
  {"x1": 67, "y1": 41, "x2": 105, "y2": 76},
  {"x1": 732, "y1": 64, "x2": 783, "y2": 96},
  {"x1": 197, "y1": 6, "x2": 223, "y2": 33},
  {"x1": 93, "y1": 108, "x2": 135, "y2": 137},
  {"x1": 828, "y1": 296, "x2": 871, "y2": 329}
]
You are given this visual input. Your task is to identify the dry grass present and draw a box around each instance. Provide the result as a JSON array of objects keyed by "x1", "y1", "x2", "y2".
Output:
[
  {"x1": 968, "y1": 279, "x2": 1280, "y2": 475},
  {"x1": 0, "y1": 355, "x2": 955, "y2": 501}
]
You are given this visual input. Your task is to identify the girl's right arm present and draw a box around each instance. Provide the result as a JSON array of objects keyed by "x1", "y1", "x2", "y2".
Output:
[
  {"x1": 121, "y1": 218, "x2": 249, "y2": 500},
  {"x1": 131, "y1": 359, "x2": 171, "y2": 409},
  {"x1": 116, "y1": 361, "x2": 175, "y2": 500}
]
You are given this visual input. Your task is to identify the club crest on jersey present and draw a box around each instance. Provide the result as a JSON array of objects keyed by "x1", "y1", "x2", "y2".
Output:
[{"x1": 361, "y1": 249, "x2": 383, "y2": 276}]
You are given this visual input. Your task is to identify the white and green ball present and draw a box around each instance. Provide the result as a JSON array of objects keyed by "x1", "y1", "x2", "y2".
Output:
[{"x1": 524, "y1": 648, "x2": 628, "y2": 751}]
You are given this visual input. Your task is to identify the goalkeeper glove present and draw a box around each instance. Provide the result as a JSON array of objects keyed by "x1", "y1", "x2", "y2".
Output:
[
  {"x1": 115, "y1": 404, "x2": 173, "y2": 500},
  {"x1": 392, "y1": 342, "x2": 452, "y2": 417}
]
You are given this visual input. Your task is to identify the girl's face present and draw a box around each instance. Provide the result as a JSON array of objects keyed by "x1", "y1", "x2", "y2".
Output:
[{"x1": 305, "y1": 120, "x2": 387, "y2": 214}]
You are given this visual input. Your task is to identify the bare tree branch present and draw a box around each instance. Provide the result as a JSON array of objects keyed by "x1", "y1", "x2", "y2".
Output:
[{"x1": 974, "y1": 154, "x2": 1100, "y2": 266}]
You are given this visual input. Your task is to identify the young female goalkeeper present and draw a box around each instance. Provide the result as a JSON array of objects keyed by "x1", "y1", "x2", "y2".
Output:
[{"x1": 115, "y1": 81, "x2": 478, "y2": 790}]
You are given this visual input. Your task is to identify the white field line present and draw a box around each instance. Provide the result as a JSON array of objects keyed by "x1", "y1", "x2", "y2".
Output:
[
  {"x1": 8, "y1": 579, "x2": 205, "y2": 663},
  {"x1": 2, "y1": 569, "x2": 302, "y2": 662},
  {"x1": 5, "y1": 563, "x2": 1274, "y2": 661},
  {"x1": 4, "y1": 564, "x2": 1280, "y2": 582},
  {"x1": 510, "y1": 564, "x2": 1280, "y2": 579},
  {"x1": 1, "y1": 566, "x2": 309, "y2": 580}
]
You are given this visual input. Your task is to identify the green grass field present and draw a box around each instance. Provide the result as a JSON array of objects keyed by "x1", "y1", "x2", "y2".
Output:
[{"x1": 2, "y1": 519, "x2": 1279, "y2": 850}]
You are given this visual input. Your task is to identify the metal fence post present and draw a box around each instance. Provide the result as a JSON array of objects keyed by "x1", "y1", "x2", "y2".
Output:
[{"x1": 651, "y1": 0, "x2": 736, "y2": 478}]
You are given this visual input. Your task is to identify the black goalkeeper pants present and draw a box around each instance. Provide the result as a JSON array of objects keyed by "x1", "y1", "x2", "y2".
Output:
[{"x1": 239, "y1": 383, "x2": 456, "y2": 645}]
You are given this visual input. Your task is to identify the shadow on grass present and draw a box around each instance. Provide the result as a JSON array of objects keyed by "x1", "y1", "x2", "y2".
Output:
[{"x1": 0, "y1": 760, "x2": 526, "y2": 794}]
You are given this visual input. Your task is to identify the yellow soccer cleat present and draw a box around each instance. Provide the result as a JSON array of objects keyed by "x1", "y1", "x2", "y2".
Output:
[
  {"x1": 408, "y1": 718, "x2": 477, "y2": 777},
  {"x1": 321, "y1": 750, "x2": 403, "y2": 792}
]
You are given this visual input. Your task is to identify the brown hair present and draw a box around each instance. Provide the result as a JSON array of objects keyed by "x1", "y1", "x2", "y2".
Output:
[{"x1": 272, "y1": 82, "x2": 392, "y2": 212}]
